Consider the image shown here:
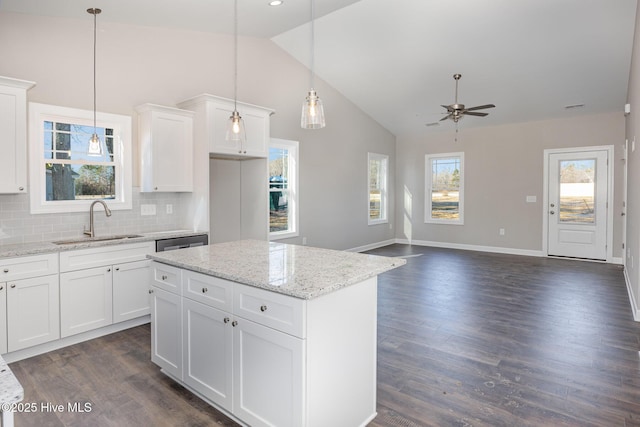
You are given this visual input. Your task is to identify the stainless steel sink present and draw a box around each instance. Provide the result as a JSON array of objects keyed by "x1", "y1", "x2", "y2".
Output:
[{"x1": 53, "y1": 234, "x2": 143, "y2": 245}]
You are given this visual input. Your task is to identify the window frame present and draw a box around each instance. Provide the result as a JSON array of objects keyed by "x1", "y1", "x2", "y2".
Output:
[
  {"x1": 368, "y1": 152, "x2": 389, "y2": 225},
  {"x1": 268, "y1": 138, "x2": 299, "y2": 240},
  {"x1": 28, "y1": 102, "x2": 132, "y2": 214},
  {"x1": 425, "y1": 152, "x2": 464, "y2": 225}
]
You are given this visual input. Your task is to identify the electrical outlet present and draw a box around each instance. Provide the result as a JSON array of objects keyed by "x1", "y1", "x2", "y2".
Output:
[
  {"x1": 166, "y1": 204, "x2": 173, "y2": 214},
  {"x1": 499, "y1": 228, "x2": 505, "y2": 236},
  {"x1": 141, "y1": 204, "x2": 156, "y2": 216},
  {"x1": 302, "y1": 237, "x2": 307, "y2": 245}
]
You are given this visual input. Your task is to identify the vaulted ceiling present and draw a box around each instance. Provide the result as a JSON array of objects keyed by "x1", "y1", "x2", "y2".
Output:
[{"x1": 2, "y1": 0, "x2": 636, "y2": 136}]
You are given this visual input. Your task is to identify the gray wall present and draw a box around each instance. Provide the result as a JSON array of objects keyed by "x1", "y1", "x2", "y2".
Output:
[
  {"x1": 0, "y1": 12, "x2": 396, "y2": 250},
  {"x1": 396, "y1": 112, "x2": 625, "y2": 256},
  {"x1": 625, "y1": 4, "x2": 640, "y2": 316}
]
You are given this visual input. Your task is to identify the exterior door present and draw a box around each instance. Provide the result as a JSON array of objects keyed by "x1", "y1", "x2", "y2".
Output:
[{"x1": 547, "y1": 150, "x2": 608, "y2": 260}]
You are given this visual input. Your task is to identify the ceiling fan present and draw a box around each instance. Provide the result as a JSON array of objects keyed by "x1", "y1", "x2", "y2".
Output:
[{"x1": 440, "y1": 74, "x2": 495, "y2": 123}]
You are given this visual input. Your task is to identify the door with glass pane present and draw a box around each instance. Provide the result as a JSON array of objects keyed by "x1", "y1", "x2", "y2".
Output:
[{"x1": 547, "y1": 150, "x2": 608, "y2": 260}]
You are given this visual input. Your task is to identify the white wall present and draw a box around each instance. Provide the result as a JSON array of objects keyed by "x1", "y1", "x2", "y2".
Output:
[
  {"x1": 396, "y1": 112, "x2": 625, "y2": 256},
  {"x1": 625, "y1": 4, "x2": 640, "y2": 318},
  {"x1": 0, "y1": 12, "x2": 396, "y2": 250}
]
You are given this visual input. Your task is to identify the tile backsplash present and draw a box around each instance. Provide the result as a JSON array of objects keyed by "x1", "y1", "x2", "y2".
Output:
[{"x1": 0, "y1": 188, "x2": 191, "y2": 246}]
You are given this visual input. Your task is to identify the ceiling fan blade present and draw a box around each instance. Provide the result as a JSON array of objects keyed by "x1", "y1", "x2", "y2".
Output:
[
  {"x1": 463, "y1": 111, "x2": 488, "y2": 117},
  {"x1": 440, "y1": 114, "x2": 452, "y2": 121},
  {"x1": 465, "y1": 104, "x2": 495, "y2": 111}
]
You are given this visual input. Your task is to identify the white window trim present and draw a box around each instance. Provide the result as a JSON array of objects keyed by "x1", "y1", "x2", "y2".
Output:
[
  {"x1": 425, "y1": 152, "x2": 464, "y2": 225},
  {"x1": 28, "y1": 102, "x2": 132, "y2": 214},
  {"x1": 269, "y1": 138, "x2": 299, "y2": 240},
  {"x1": 368, "y1": 152, "x2": 389, "y2": 225}
]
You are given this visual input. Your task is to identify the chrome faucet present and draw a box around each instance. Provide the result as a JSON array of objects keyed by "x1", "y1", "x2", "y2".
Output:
[{"x1": 84, "y1": 200, "x2": 112, "y2": 238}]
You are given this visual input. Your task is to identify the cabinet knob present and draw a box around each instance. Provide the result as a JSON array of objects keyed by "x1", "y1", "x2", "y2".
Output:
[
  {"x1": 232, "y1": 320, "x2": 238, "y2": 327},
  {"x1": 202, "y1": 287, "x2": 208, "y2": 293},
  {"x1": 260, "y1": 305, "x2": 268, "y2": 312},
  {"x1": 161, "y1": 275, "x2": 168, "y2": 280},
  {"x1": 154, "y1": 187, "x2": 158, "y2": 190},
  {"x1": 18, "y1": 187, "x2": 24, "y2": 191},
  {"x1": 3, "y1": 269, "x2": 8, "y2": 273},
  {"x1": 10, "y1": 284, "x2": 15, "y2": 289},
  {"x1": 0, "y1": 286, "x2": 3, "y2": 291},
  {"x1": 115, "y1": 267, "x2": 120, "y2": 271},
  {"x1": 107, "y1": 268, "x2": 111, "y2": 272},
  {"x1": 148, "y1": 289, "x2": 154, "y2": 294},
  {"x1": 223, "y1": 317, "x2": 230, "y2": 324}
]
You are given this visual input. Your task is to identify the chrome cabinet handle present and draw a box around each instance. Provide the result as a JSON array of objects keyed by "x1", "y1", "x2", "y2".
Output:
[
  {"x1": 10, "y1": 284, "x2": 15, "y2": 289},
  {"x1": 224, "y1": 317, "x2": 230, "y2": 324},
  {"x1": 260, "y1": 305, "x2": 267, "y2": 312},
  {"x1": 232, "y1": 320, "x2": 238, "y2": 327},
  {"x1": 115, "y1": 267, "x2": 120, "y2": 271},
  {"x1": 202, "y1": 287, "x2": 208, "y2": 294},
  {"x1": 18, "y1": 187, "x2": 24, "y2": 191},
  {"x1": 550, "y1": 210, "x2": 555, "y2": 215},
  {"x1": 0, "y1": 286, "x2": 3, "y2": 291},
  {"x1": 161, "y1": 275, "x2": 168, "y2": 280},
  {"x1": 148, "y1": 289, "x2": 154, "y2": 294},
  {"x1": 3, "y1": 269, "x2": 8, "y2": 273}
]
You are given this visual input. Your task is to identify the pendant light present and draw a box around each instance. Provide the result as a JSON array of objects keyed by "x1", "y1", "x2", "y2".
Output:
[
  {"x1": 87, "y1": 7, "x2": 103, "y2": 156},
  {"x1": 225, "y1": 0, "x2": 246, "y2": 145},
  {"x1": 301, "y1": 0, "x2": 325, "y2": 129}
]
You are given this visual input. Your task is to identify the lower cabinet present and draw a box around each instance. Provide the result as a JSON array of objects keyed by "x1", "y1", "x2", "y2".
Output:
[
  {"x1": 150, "y1": 286, "x2": 182, "y2": 380},
  {"x1": 6, "y1": 274, "x2": 60, "y2": 352},
  {"x1": 59, "y1": 242, "x2": 154, "y2": 338}
]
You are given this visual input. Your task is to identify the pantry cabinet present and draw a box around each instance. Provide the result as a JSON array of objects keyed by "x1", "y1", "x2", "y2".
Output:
[
  {"x1": 0, "y1": 76, "x2": 35, "y2": 194},
  {"x1": 136, "y1": 103, "x2": 194, "y2": 192},
  {"x1": 177, "y1": 94, "x2": 274, "y2": 159}
]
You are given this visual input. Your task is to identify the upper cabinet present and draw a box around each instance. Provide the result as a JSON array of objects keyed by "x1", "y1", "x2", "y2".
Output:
[
  {"x1": 0, "y1": 76, "x2": 35, "y2": 194},
  {"x1": 136, "y1": 103, "x2": 194, "y2": 192},
  {"x1": 178, "y1": 94, "x2": 274, "y2": 159}
]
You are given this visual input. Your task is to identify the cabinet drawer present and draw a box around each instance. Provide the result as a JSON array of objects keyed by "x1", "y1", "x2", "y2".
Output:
[
  {"x1": 152, "y1": 262, "x2": 182, "y2": 294},
  {"x1": 234, "y1": 284, "x2": 305, "y2": 338},
  {"x1": 0, "y1": 253, "x2": 58, "y2": 281},
  {"x1": 60, "y1": 241, "x2": 155, "y2": 272},
  {"x1": 183, "y1": 270, "x2": 233, "y2": 312}
]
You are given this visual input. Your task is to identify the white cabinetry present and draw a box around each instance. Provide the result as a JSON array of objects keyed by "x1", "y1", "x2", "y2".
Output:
[
  {"x1": 150, "y1": 262, "x2": 183, "y2": 380},
  {"x1": 59, "y1": 242, "x2": 154, "y2": 338},
  {"x1": 178, "y1": 94, "x2": 273, "y2": 159},
  {"x1": 0, "y1": 76, "x2": 35, "y2": 194},
  {"x1": 0, "y1": 253, "x2": 59, "y2": 353},
  {"x1": 136, "y1": 103, "x2": 194, "y2": 192},
  {"x1": 152, "y1": 264, "x2": 379, "y2": 427}
]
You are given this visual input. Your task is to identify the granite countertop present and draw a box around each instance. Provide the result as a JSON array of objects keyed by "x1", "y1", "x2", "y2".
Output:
[
  {"x1": 148, "y1": 239, "x2": 406, "y2": 300},
  {"x1": 0, "y1": 230, "x2": 208, "y2": 258},
  {"x1": 0, "y1": 355, "x2": 23, "y2": 406}
]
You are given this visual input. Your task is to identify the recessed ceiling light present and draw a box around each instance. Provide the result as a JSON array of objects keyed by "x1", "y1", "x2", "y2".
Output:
[{"x1": 269, "y1": 0, "x2": 284, "y2": 6}]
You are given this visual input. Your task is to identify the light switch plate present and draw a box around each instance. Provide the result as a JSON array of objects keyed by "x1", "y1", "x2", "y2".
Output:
[
  {"x1": 526, "y1": 195, "x2": 537, "y2": 203},
  {"x1": 141, "y1": 204, "x2": 156, "y2": 216}
]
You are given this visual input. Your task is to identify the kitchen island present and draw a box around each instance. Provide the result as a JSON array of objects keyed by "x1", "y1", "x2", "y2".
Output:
[{"x1": 147, "y1": 239, "x2": 405, "y2": 427}]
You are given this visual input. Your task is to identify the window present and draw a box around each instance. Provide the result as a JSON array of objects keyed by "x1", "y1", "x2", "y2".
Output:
[
  {"x1": 425, "y1": 152, "x2": 464, "y2": 224},
  {"x1": 29, "y1": 103, "x2": 132, "y2": 214},
  {"x1": 269, "y1": 138, "x2": 299, "y2": 239},
  {"x1": 368, "y1": 153, "x2": 388, "y2": 225}
]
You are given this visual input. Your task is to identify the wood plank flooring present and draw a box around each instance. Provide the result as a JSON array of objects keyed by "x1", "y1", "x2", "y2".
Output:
[{"x1": 8, "y1": 244, "x2": 640, "y2": 426}]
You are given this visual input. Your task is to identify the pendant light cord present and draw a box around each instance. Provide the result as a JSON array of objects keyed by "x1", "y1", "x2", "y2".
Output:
[
  {"x1": 309, "y1": 0, "x2": 315, "y2": 89},
  {"x1": 92, "y1": 10, "x2": 97, "y2": 133},
  {"x1": 233, "y1": 0, "x2": 238, "y2": 111}
]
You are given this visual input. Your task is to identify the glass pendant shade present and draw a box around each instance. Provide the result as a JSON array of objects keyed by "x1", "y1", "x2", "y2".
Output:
[
  {"x1": 226, "y1": 110, "x2": 246, "y2": 143},
  {"x1": 301, "y1": 89, "x2": 325, "y2": 129},
  {"x1": 87, "y1": 132, "x2": 103, "y2": 156}
]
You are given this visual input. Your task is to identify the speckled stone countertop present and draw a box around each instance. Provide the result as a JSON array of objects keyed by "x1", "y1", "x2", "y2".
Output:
[
  {"x1": 0, "y1": 230, "x2": 208, "y2": 258},
  {"x1": 148, "y1": 239, "x2": 406, "y2": 300},
  {"x1": 0, "y1": 355, "x2": 22, "y2": 406}
]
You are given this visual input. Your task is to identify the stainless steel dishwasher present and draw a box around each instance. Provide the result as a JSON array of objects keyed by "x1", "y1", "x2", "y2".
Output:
[{"x1": 155, "y1": 234, "x2": 208, "y2": 252}]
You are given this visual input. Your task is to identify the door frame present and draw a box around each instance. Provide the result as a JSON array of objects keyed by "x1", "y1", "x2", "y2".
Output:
[{"x1": 542, "y1": 145, "x2": 614, "y2": 262}]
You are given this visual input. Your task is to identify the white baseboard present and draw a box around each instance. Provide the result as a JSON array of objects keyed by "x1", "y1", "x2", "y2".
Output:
[
  {"x1": 348, "y1": 239, "x2": 396, "y2": 253},
  {"x1": 624, "y1": 267, "x2": 640, "y2": 322},
  {"x1": 394, "y1": 238, "x2": 545, "y2": 258}
]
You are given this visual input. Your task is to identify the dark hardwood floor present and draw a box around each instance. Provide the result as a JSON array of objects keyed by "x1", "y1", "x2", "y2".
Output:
[{"x1": 8, "y1": 245, "x2": 640, "y2": 426}]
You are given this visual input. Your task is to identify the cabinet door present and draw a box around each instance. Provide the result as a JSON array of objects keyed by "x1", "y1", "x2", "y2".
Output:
[
  {"x1": 7, "y1": 274, "x2": 60, "y2": 352},
  {"x1": 139, "y1": 106, "x2": 194, "y2": 192},
  {"x1": 0, "y1": 80, "x2": 32, "y2": 194},
  {"x1": 183, "y1": 298, "x2": 233, "y2": 410},
  {"x1": 208, "y1": 102, "x2": 270, "y2": 158},
  {"x1": 60, "y1": 266, "x2": 113, "y2": 338},
  {"x1": 113, "y1": 260, "x2": 151, "y2": 323},
  {"x1": 0, "y1": 284, "x2": 6, "y2": 354},
  {"x1": 233, "y1": 318, "x2": 304, "y2": 427},
  {"x1": 150, "y1": 286, "x2": 182, "y2": 379}
]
